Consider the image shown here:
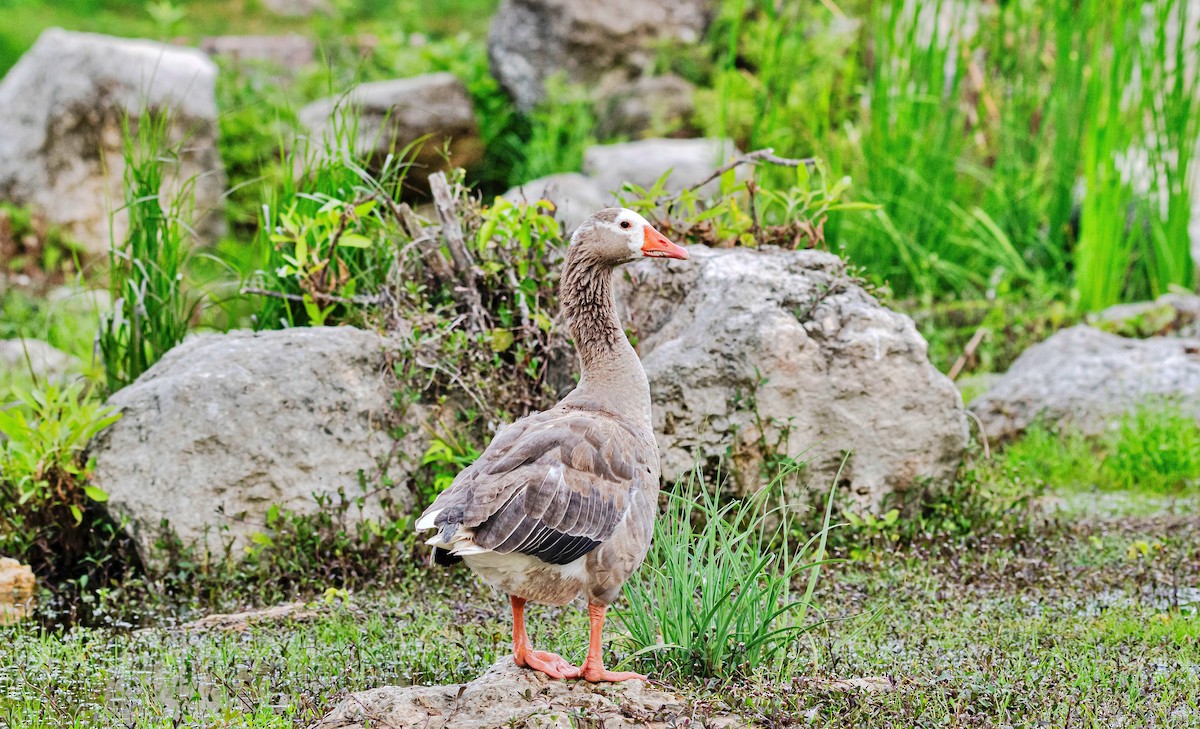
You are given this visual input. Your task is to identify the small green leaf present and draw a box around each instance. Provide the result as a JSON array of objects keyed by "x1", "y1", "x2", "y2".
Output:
[
  {"x1": 489, "y1": 328, "x2": 515, "y2": 353},
  {"x1": 339, "y1": 233, "x2": 373, "y2": 248},
  {"x1": 83, "y1": 485, "x2": 109, "y2": 503}
]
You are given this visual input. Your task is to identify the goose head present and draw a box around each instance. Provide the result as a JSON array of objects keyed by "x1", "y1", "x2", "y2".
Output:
[{"x1": 570, "y1": 208, "x2": 688, "y2": 266}]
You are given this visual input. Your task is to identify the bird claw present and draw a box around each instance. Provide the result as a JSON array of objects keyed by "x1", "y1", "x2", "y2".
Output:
[
  {"x1": 578, "y1": 661, "x2": 646, "y2": 683},
  {"x1": 517, "y1": 649, "x2": 581, "y2": 680}
]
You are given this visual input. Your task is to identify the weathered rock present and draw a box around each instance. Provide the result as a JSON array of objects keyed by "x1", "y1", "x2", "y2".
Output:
[
  {"x1": 1091, "y1": 293, "x2": 1200, "y2": 339},
  {"x1": 0, "y1": 338, "x2": 81, "y2": 385},
  {"x1": 299, "y1": 73, "x2": 483, "y2": 186},
  {"x1": 970, "y1": 325, "x2": 1200, "y2": 441},
  {"x1": 598, "y1": 74, "x2": 697, "y2": 139},
  {"x1": 489, "y1": 0, "x2": 715, "y2": 111},
  {"x1": 88, "y1": 327, "x2": 425, "y2": 568},
  {"x1": 583, "y1": 138, "x2": 741, "y2": 199},
  {"x1": 0, "y1": 29, "x2": 225, "y2": 256},
  {"x1": 502, "y1": 172, "x2": 611, "y2": 233},
  {"x1": 261, "y1": 0, "x2": 329, "y2": 16},
  {"x1": 0, "y1": 558, "x2": 35, "y2": 625},
  {"x1": 616, "y1": 246, "x2": 968, "y2": 509},
  {"x1": 200, "y1": 34, "x2": 316, "y2": 71},
  {"x1": 313, "y1": 657, "x2": 744, "y2": 728}
]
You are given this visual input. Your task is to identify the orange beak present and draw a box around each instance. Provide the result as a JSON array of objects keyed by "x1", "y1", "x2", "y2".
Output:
[{"x1": 641, "y1": 225, "x2": 689, "y2": 260}]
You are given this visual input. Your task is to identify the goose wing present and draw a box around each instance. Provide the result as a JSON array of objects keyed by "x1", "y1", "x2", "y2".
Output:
[{"x1": 417, "y1": 410, "x2": 652, "y2": 565}]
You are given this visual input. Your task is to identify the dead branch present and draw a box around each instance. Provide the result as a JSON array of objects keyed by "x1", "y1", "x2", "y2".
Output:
[
  {"x1": 660, "y1": 148, "x2": 818, "y2": 206},
  {"x1": 428, "y1": 171, "x2": 488, "y2": 332}
]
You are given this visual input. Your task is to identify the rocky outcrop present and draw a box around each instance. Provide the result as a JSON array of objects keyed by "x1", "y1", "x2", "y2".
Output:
[
  {"x1": 616, "y1": 246, "x2": 968, "y2": 509},
  {"x1": 488, "y1": 0, "x2": 715, "y2": 111},
  {"x1": 313, "y1": 657, "x2": 743, "y2": 729},
  {"x1": 299, "y1": 73, "x2": 482, "y2": 186},
  {"x1": 199, "y1": 34, "x2": 316, "y2": 71},
  {"x1": 0, "y1": 558, "x2": 35, "y2": 625},
  {"x1": 88, "y1": 327, "x2": 426, "y2": 568},
  {"x1": 502, "y1": 172, "x2": 611, "y2": 233},
  {"x1": 1091, "y1": 293, "x2": 1200, "y2": 339},
  {"x1": 0, "y1": 338, "x2": 81, "y2": 386},
  {"x1": 583, "y1": 138, "x2": 740, "y2": 199},
  {"x1": 969, "y1": 325, "x2": 1200, "y2": 441},
  {"x1": 261, "y1": 0, "x2": 329, "y2": 16},
  {"x1": 0, "y1": 29, "x2": 225, "y2": 256},
  {"x1": 597, "y1": 74, "x2": 697, "y2": 139}
]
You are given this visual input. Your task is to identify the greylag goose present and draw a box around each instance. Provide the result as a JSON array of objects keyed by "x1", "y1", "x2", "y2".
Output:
[{"x1": 417, "y1": 207, "x2": 688, "y2": 682}]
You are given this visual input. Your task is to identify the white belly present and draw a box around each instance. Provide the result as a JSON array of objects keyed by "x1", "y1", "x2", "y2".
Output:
[{"x1": 462, "y1": 551, "x2": 588, "y2": 606}]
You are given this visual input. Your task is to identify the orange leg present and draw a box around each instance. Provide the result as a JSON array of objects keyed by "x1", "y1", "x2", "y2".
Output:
[
  {"x1": 578, "y1": 603, "x2": 646, "y2": 683},
  {"x1": 511, "y1": 596, "x2": 580, "y2": 679}
]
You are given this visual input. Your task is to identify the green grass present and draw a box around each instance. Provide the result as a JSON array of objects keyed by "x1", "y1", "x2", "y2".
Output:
[
  {"x1": 3, "y1": 482, "x2": 1197, "y2": 727},
  {"x1": 1000, "y1": 405, "x2": 1200, "y2": 494}
]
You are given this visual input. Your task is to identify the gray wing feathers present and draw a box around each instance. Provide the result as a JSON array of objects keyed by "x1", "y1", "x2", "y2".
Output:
[{"x1": 422, "y1": 411, "x2": 647, "y2": 565}]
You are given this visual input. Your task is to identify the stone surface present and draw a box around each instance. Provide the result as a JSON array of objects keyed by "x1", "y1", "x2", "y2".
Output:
[
  {"x1": 0, "y1": 558, "x2": 35, "y2": 625},
  {"x1": 0, "y1": 338, "x2": 81, "y2": 385},
  {"x1": 583, "y1": 138, "x2": 741, "y2": 199},
  {"x1": 88, "y1": 327, "x2": 425, "y2": 568},
  {"x1": 299, "y1": 73, "x2": 483, "y2": 185},
  {"x1": 0, "y1": 29, "x2": 225, "y2": 256},
  {"x1": 261, "y1": 0, "x2": 329, "y2": 16},
  {"x1": 199, "y1": 34, "x2": 316, "y2": 70},
  {"x1": 1091, "y1": 293, "x2": 1200, "y2": 339},
  {"x1": 313, "y1": 657, "x2": 743, "y2": 728},
  {"x1": 597, "y1": 74, "x2": 697, "y2": 139},
  {"x1": 502, "y1": 173, "x2": 611, "y2": 233},
  {"x1": 615, "y1": 246, "x2": 968, "y2": 508},
  {"x1": 489, "y1": 0, "x2": 715, "y2": 111},
  {"x1": 969, "y1": 325, "x2": 1200, "y2": 441}
]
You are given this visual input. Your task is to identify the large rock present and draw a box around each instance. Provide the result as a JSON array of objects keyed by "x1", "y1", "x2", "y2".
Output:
[
  {"x1": 314, "y1": 657, "x2": 743, "y2": 728},
  {"x1": 970, "y1": 325, "x2": 1200, "y2": 441},
  {"x1": 597, "y1": 74, "x2": 697, "y2": 139},
  {"x1": 0, "y1": 558, "x2": 35, "y2": 625},
  {"x1": 88, "y1": 327, "x2": 425, "y2": 568},
  {"x1": 502, "y1": 172, "x2": 611, "y2": 233},
  {"x1": 1091, "y1": 293, "x2": 1200, "y2": 339},
  {"x1": 583, "y1": 138, "x2": 740, "y2": 199},
  {"x1": 261, "y1": 0, "x2": 329, "y2": 16},
  {"x1": 200, "y1": 34, "x2": 316, "y2": 71},
  {"x1": 616, "y1": 246, "x2": 968, "y2": 509},
  {"x1": 489, "y1": 0, "x2": 715, "y2": 111},
  {"x1": 0, "y1": 29, "x2": 225, "y2": 256},
  {"x1": 299, "y1": 73, "x2": 482, "y2": 186}
]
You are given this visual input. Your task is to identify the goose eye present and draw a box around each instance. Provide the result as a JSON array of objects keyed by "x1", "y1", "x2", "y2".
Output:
[{"x1": 619, "y1": 221, "x2": 631, "y2": 229}]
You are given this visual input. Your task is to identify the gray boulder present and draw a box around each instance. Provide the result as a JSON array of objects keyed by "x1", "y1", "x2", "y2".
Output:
[
  {"x1": 0, "y1": 338, "x2": 81, "y2": 386},
  {"x1": 199, "y1": 34, "x2": 316, "y2": 71},
  {"x1": 88, "y1": 327, "x2": 426, "y2": 568},
  {"x1": 299, "y1": 73, "x2": 482, "y2": 185},
  {"x1": 584, "y1": 138, "x2": 741, "y2": 199},
  {"x1": 489, "y1": 0, "x2": 715, "y2": 111},
  {"x1": 0, "y1": 29, "x2": 225, "y2": 256},
  {"x1": 261, "y1": 0, "x2": 329, "y2": 16},
  {"x1": 502, "y1": 172, "x2": 611, "y2": 233},
  {"x1": 1091, "y1": 293, "x2": 1200, "y2": 339},
  {"x1": 616, "y1": 246, "x2": 968, "y2": 510},
  {"x1": 314, "y1": 657, "x2": 743, "y2": 728},
  {"x1": 970, "y1": 325, "x2": 1200, "y2": 441},
  {"x1": 597, "y1": 74, "x2": 697, "y2": 139}
]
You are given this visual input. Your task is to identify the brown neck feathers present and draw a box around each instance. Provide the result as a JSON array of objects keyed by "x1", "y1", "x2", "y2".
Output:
[{"x1": 557, "y1": 244, "x2": 652, "y2": 425}]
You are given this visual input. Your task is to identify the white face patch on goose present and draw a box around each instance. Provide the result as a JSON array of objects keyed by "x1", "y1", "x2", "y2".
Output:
[{"x1": 600, "y1": 208, "x2": 654, "y2": 257}]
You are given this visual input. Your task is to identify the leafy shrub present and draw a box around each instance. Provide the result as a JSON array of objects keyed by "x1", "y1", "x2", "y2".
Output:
[
  {"x1": 617, "y1": 467, "x2": 835, "y2": 679},
  {"x1": 0, "y1": 382, "x2": 123, "y2": 581}
]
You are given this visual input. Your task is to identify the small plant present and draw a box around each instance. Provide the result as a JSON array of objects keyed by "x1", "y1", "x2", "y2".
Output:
[
  {"x1": 617, "y1": 465, "x2": 836, "y2": 679},
  {"x1": 0, "y1": 381, "x2": 122, "y2": 580},
  {"x1": 98, "y1": 112, "x2": 202, "y2": 393}
]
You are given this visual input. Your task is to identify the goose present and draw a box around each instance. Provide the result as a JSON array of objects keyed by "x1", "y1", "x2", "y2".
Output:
[{"x1": 416, "y1": 207, "x2": 688, "y2": 682}]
